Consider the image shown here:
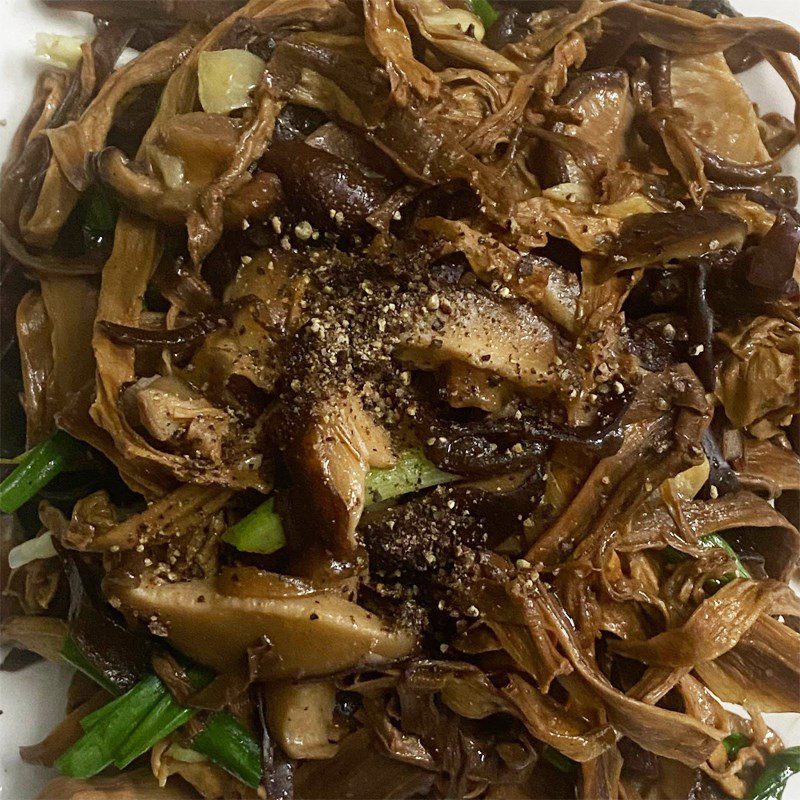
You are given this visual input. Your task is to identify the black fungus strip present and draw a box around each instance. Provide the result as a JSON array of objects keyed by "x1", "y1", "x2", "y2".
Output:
[
  {"x1": 260, "y1": 140, "x2": 391, "y2": 234},
  {"x1": 685, "y1": 262, "x2": 715, "y2": 392},
  {"x1": 62, "y1": 547, "x2": 152, "y2": 693},
  {"x1": 697, "y1": 146, "x2": 780, "y2": 187},
  {"x1": 746, "y1": 209, "x2": 800, "y2": 293},
  {"x1": 648, "y1": 49, "x2": 672, "y2": 108},
  {"x1": 96, "y1": 315, "x2": 224, "y2": 351}
]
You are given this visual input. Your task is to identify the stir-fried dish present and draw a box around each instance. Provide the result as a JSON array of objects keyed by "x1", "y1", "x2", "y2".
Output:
[{"x1": 2, "y1": 0, "x2": 800, "y2": 797}]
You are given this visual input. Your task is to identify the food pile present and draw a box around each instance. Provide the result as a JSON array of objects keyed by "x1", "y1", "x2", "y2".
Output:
[{"x1": 1, "y1": 0, "x2": 799, "y2": 797}]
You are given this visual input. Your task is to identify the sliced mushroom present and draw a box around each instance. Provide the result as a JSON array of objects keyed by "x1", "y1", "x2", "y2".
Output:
[
  {"x1": 266, "y1": 680, "x2": 341, "y2": 760},
  {"x1": 610, "y1": 209, "x2": 747, "y2": 271},
  {"x1": 442, "y1": 362, "x2": 513, "y2": 413},
  {"x1": 285, "y1": 391, "x2": 395, "y2": 557},
  {"x1": 114, "y1": 568, "x2": 418, "y2": 676},
  {"x1": 279, "y1": 279, "x2": 567, "y2": 560},
  {"x1": 417, "y1": 219, "x2": 578, "y2": 331},
  {"x1": 222, "y1": 247, "x2": 306, "y2": 327},
  {"x1": 540, "y1": 261, "x2": 580, "y2": 333},
  {"x1": 260, "y1": 140, "x2": 392, "y2": 234},
  {"x1": 397, "y1": 288, "x2": 564, "y2": 396}
]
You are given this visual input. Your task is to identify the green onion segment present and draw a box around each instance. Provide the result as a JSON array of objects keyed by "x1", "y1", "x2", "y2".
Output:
[
  {"x1": 222, "y1": 496, "x2": 286, "y2": 554},
  {"x1": 747, "y1": 747, "x2": 800, "y2": 800},
  {"x1": 469, "y1": 0, "x2": 499, "y2": 28},
  {"x1": 192, "y1": 712, "x2": 262, "y2": 788},
  {"x1": 0, "y1": 430, "x2": 82, "y2": 513}
]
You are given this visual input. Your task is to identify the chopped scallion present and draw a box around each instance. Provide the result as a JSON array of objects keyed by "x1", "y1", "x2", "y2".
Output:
[
  {"x1": 58, "y1": 664, "x2": 214, "y2": 778},
  {"x1": 468, "y1": 0, "x2": 499, "y2": 28},
  {"x1": 55, "y1": 675, "x2": 165, "y2": 778},
  {"x1": 723, "y1": 732, "x2": 750, "y2": 759},
  {"x1": 81, "y1": 186, "x2": 119, "y2": 250},
  {"x1": 0, "y1": 430, "x2": 82, "y2": 513},
  {"x1": 113, "y1": 691, "x2": 197, "y2": 768},
  {"x1": 697, "y1": 534, "x2": 751, "y2": 581},
  {"x1": 747, "y1": 746, "x2": 800, "y2": 800},
  {"x1": 365, "y1": 450, "x2": 456, "y2": 504},
  {"x1": 222, "y1": 496, "x2": 286, "y2": 555},
  {"x1": 665, "y1": 534, "x2": 750, "y2": 589},
  {"x1": 192, "y1": 712, "x2": 262, "y2": 788}
]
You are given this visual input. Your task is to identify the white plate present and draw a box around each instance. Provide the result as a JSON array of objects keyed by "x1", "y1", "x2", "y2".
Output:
[{"x1": 1, "y1": 1, "x2": 800, "y2": 798}]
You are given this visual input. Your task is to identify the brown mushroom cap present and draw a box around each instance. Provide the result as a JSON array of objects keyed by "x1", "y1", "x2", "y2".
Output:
[
  {"x1": 116, "y1": 567, "x2": 417, "y2": 676},
  {"x1": 542, "y1": 68, "x2": 634, "y2": 188},
  {"x1": 610, "y1": 209, "x2": 747, "y2": 272},
  {"x1": 398, "y1": 289, "x2": 564, "y2": 394}
]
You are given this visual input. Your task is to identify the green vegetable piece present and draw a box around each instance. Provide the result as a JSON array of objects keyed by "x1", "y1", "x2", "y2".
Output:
[
  {"x1": 748, "y1": 747, "x2": 800, "y2": 800},
  {"x1": 469, "y1": 0, "x2": 499, "y2": 27},
  {"x1": 55, "y1": 675, "x2": 165, "y2": 779},
  {"x1": 365, "y1": 450, "x2": 456, "y2": 504},
  {"x1": 114, "y1": 693, "x2": 197, "y2": 768},
  {"x1": 667, "y1": 534, "x2": 751, "y2": 590},
  {"x1": 697, "y1": 534, "x2": 751, "y2": 581},
  {"x1": 114, "y1": 666, "x2": 213, "y2": 768},
  {"x1": 84, "y1": 188, "x2": 117, "y2": 232},
  {"x1": 723, "y1": 732, "x2": 750, "y2": 759},
  {"x1": 61, "y1": 635, "x2": 122, "y2": 698},
  {"x1": 81, "y1": 186, "x2": 119, "y2": 249},
  {"x1": 81, "y1": 691, "x2": 128, "y2": 732},
  {"x1": 61, "y1": 664, "x2": 215, "y2": 778},
  {"x1": 542, "y1": 745, "x2": 577, "y2": 774},
  {"x1": 222, "y1": 496, "x2": 286, "y2": 555},
  {"x1": 0, "y1": 430, "x2": 82, "y2": 513},
  {"x1": 193, "y1": 712, "x2": 262, "y2": 788}
]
